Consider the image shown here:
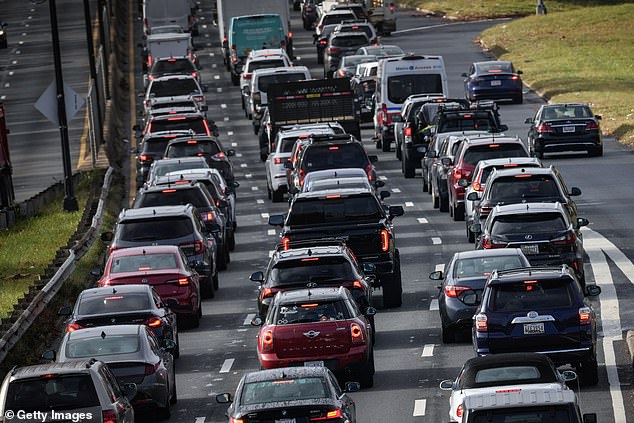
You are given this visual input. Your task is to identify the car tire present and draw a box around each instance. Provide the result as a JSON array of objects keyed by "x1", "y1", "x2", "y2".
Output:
[
  {"x1": 375, "y1": 137, "x2": 382, "y2": 150},
  {"x1": 358, "y1": 348, "x2": 375, "y2": 388},
  {"x1": 241, "y1": 96, "x2": 245, "y2": 110},
  {"x1": 189, "y1": 309, "x2": 200, "y2": 329},
  {"x1": 217, "y1": 245, "x2": 228, "y2": 271},
  {"x1": 231, "y1": 73, "x2": 239, "y2": 86},
  {"x1": 452, "y1": 202, "x2": 465, "y2": 221},
  {"x1": 579, "y1": 355, "x2": 599, "y2": 386},
  {"x1": 441, "y1": 323, "x2": 455, "y2": 344},
  {"x1": 228, "y1": 231, "x2": 236, "y2": 251},
  {"x1": 467, "y1": 224, "x2": 475, "y2": 243},
  {"x1": 422, "y1": 171, "x2": 429, "y2": 192},
  {"x1": 213, "y1": 270, "x2": 219, "y2": 291},
  {"x1": 439, "y1": 192, "x2": 449, "y2": 213},
  {"x1": 317, "y1": 54, "x2": 323, "y2": 64},
  {"x1": 403, "y1": 158, "x2": 415, "y2": 179},
  {"x1": 267, "y1": 184, "x2": 272, "y2": 200},
  {"x1": 272, "y1": 188, "x2": 284, "y2": 203},
  {"x1": 253, "y1": 124, "x2": 260, "y2": 135},
  {"x1": 514, "y1": 93, "x2": 523, "y2": 104},
  {"x1": 382, "y1": 252, "x2": 402, "y2": 308},
  {"x1": 170, "y1": 376, "x2": 178, "y2": 404},
  {"x1": 173, "y1": 330, "x2": 180, "y2": 359},
  {"x1": 431, "y1": 184, "x2": 439, "y2": 209},
  {"x1": 396, "y1": 143, "x2": 402, "y2": 160},
  {"x1": 158, "y1": 394, "x2": 171, "y2": 420},
  {"x1": 201, "y1": 278, "x2": 214, "y2": 299},
  {"x1": 588, "y1": 146, "x2": 603, "y2": 157},
  {"x1": 381, "y1": 138, "x2": 390, "y2": 152}
]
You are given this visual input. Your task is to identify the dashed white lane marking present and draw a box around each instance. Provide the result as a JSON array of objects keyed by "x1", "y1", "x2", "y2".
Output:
[
  {"x1": 245, "y1": 174, "x2": 252, "y2": 179},
  {"x1": 435, "y1": 264, "x2": 445, "y2": 272},
  {"x1": 243, "y1": 313, "x2": 256, "y2": 326},
  {"x1": 21, "y1": 32, "x2": 26, "y2": 36},
  {"x1": 432, "y1": 237, "x2": 442, "y2": 245},
  {"x1": 429, "y1": 299, "x2": 439, "y2": 311},
  {"x1": 378, "y1": 175, "x2": 388, "y2": 181},
  {"x1": 206, "y1": 42, "x2": 212, "y2": 47},
  {"x1": 269, "y1": 250, "x2": 275, "y2": 257},
  {"x1": 421, "y1": 344, "x2": 434, "y2": 357},
  {"x1": 209, "y1": 52, "x2": 215, "y2": 57},
  {"x1": 227, "y1": 131, "x2": 234, "y2": 136},
  {"x1": 195, "y1": 417, "x2": 206, "y2": 423},
  {"x1": 231, "y1": 142, "x2": 237, "y2": 147},
  {"x1": 261, "y1": 213, "x2": 270, "y2": 218},
  {"x1": 256, "y1": 199, "x2": 264, "y2": 204},
  {"x1": 417, "y1": 217, "x2": 428, "y2": 224},
  {"x1": 405, "y1": 201, "x2": 414, "y2": 207},
  {"x1": 212, "y1": 63, "x2": 218, "y2": 68},
  {"x1": 251, "y1": 186, "x2": 259, "y2": 191},
  {"x1": 214, "y1": 75, "x2": 220, "y2": 79},
  {"x1": 28, "y1": 16, "x2": 32, "y2": 19},
  {"x1": 4, "y1": 83, "x2": 9, "y2": 88},
  {"x1": 15, "y1": 50, "x2": 21, "y2": 54},
  {"x1": 224, "y1": 117, "x2": 230, "y2": 121},
  {"x1": 18, "y1": 41, "x2": 23, "y2": 45},
  {"x1": 267, "y1": 229, "x2": 276, "y2": 236},
  {"x1": 8, "y1": 72, "x2": 13, "y2": 76},
  {"x1": 240, "y1": 163, "x2": 248, "y2": 168},
  {"x1": 0, "y1": 96, "x2": 6, "y2": 100},
  {"x1": 391, "y1": 188, "x2": 401, "y2": 193},
  {"x1": 237, "y1": 328, "x2": 248, "y2": 332},
  {"x1": 11, "y1": 60, "x2": 17, "y2": 65},
  {"x1": 216, "y1": 87, "x2": 222, "y2": 93},
  {"x1": 24, "y1": 24, "x2": 29, "y2": 28},
  {"x1": 220, "y1": 103, "x2": 227, "y2": 109},
  {"x1": 236, "y1": 153, "x2": 243, "y2": 157},
  {"x1": 413, "y1": 399, "x2": 427, "y2": 416},
  {"x1": 219, "y1": 358, "x2": 235, "y2": 373}
]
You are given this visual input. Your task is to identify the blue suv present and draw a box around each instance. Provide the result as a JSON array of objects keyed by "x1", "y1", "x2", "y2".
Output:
[{"x1": 470, "y1": 266, "x2": 601, "y2": 385}]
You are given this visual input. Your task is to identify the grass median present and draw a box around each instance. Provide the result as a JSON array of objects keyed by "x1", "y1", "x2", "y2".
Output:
[{"x1": 480, "y1": 3, "x2": 634, "y2": 144}]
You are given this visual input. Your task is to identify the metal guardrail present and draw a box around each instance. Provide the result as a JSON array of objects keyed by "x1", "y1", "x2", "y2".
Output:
[{"x1": 0, "y1": 167, "x2": 114, "y2": 365}]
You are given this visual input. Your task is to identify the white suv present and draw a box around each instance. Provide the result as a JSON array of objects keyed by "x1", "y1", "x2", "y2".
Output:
[{"x1": 240, "y1": 49, "x2": 292, "y2": 115}]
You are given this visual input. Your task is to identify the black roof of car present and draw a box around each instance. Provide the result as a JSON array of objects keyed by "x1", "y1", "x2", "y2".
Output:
[
  {"x1": 118, "y1": 204, "x2": 197, "y2": 221},
  {"x1": 459, "y1": 353, "x2": 559, "y2": 389},
  {"x1": 453, "y1": 248, "x2": 527, "y2": 260},
  {"x1": 148, "y1": 112, "x2": 205, "y2": 122}
]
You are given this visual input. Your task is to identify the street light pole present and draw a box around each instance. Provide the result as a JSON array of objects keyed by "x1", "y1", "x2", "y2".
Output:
[
  {"x1": 82, "y1": 0, "x2": 103, "y2": 141},
  {"x1": 48, "y1": 0, "x2": 78, "y2": 211}
]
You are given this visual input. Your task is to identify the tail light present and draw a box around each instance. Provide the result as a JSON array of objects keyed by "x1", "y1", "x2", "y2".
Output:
[
  {"x1": 472, "y1": 181, "x2": 483, "y2": 191},
  {"x1": 180, "y1": 240, "x2": 205, "y2": 254},
  {"x1": 456, "y1": 404, "x2": 464, "y2": 419},
  {"x1": 212, "y1": 152, "x2": 227, "y2": 160},
  {"x1": 202, "y1": 211, "x2": 215, "y2": 221},
  {"x1": 177, "y1": 278, "x2": 189, "y2": 286},
  {"x1": 311, "y1": 409, "x2": 342, "y2": 421},
  {"x1": 243, "y1": 73, "x2": 252, "y2": 80},
  {"x1": 337, "y1": 69, "x2": 347, "y2": 77},
  {"x1": 261, "y1": 287, "x2": 280, "y2": 299},
  {"x1": 586, "y1": 121, "x2": 599, "y2": 130},
  {"x1": 444, "y1": 286, "x2": 471, "y2": 298},
  {"x1": 378, "y1": 103, "x2": 392, "y2": 125},
  {"x1": 193, "y1": 95, "x2": 204, "y2": 103},
  {"x1": 389, "y1": 3, "x2": 395, "y2": 11},
  {"x1": 475, "y1": 313, "x2": 488, "y2": 332},
  {"x1": 536, "y1": 123, "x2": 553, "y2": 134},
  {"x1": 102, "y1": 410, "x2": 117, "y2": 423},
  {"x1": 511, "y1": 75, "x2": 519, "y2": 80},
  {"x1": 479, "y1": 206, "x2": 492, "y2": 216},
  {"x1": 191, "y1": 71, "x2": 198, "y2": 79},
  {"x1": 144, "y1": 362, "x2": 160, "y2": 375},
  {"x1": 145, "y1": 99, "x2": 151, "y2": 109},
  {"x1": 365, "y1": 163, "x2": 373, "y2": 181},
  {"x1": 299, "y1": 169, "x2": 306, "y2": 185},
  {"x1": 453, "y1": 168, "x2": 462, "y2": 180},
  {"x1": 148, "y1": 75, "x2": 154, "y2": 81},
  {"x1": 139, "y1": 154, "x2": 154, "y2": 163},
  {"x1": 380, "y1": 229, "x2": 389, "y2": 252},
  {"x1": 319, "y1": 39, "x2": 328, "y2": 45},
  {"x1": 352, "y1": 280, "x2": 363, "y2": 289},
  {"x1": 288, "y1": 32, "x2": 293, "y2": 39},
  {"x1": 404, "y1": 125, "x2": 412, "y2": 138},
  {"x1": 146, "y1": 317, "x2": 163, "y2": 328},
  {"x1": 274, "y1": 157, "x2": 290, "y2": 165},
  {"x1": 147, "y1": 55, "x2": 153, "y2": 68},
  {"x1": 482, "y1": 236, "x2": 505, "y2": 249},
  {"x1": 579, "y1": 307, "x2": 592, "y2": 325},
  {"x1": 281, "y1": 237, "x2": 290, "y2": 251},
  {"x1": 66, "y1": 323, "x2": 84, "y2": 332},
  {"x1": 229, "y1": 419, "x2": 244, "y2": 423},
  {"x1": 552, "y1": 232, "x2": 577, "y2": 245},
  {"x1": 261, "y1": 329, "x2": 274, "y2": 352},
  {"x1": 327, "y1": 47, "x2": 341, "y2": 54},
  {"x1": 350, "y1": 323, "x2": 365, "y2": 344}
]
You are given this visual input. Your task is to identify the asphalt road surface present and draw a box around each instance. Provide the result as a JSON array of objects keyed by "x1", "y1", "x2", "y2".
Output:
[{"x1": 132, "y1": 5, "x2": 634, "y2": 423}]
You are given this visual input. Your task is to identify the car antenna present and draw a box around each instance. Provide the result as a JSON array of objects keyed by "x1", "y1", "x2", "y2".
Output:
[
  {"x1": 308, "y1": 249, "x2": 312, "y2": 256},
  {"x1": 112, "y1": 287, "x2": 117, "y2": 294},
  {"x1": 101, "y1": 331, "x2": 106, "y2": 339}
]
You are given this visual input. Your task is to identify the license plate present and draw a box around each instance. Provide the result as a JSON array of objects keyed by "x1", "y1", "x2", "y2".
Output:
[
  {"x1": 276, "y1": 419, "x2": 296, "y2": 423},
  {"x1": 521, "y1": 244, "x2": 539, "y2": 255},
  {"x1": 563, "y1": 125, "x2": 576, "y2": 133},
  {"x1": 524, "y1": 323, "x2": 544, "y2": 334},
  {"x1": 491, "y1": 80, "x2": 502, "y2": 86},
  {"x1": 304, "y1": 361, "x2": 324, "y2": 367}
]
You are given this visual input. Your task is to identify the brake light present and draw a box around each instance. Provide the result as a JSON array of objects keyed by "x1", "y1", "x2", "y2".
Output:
[
  {"x1": 288, "y1": 31, "x2": 293, "y2": 39},
  {"x1": 389, "y1": 3, "x2": 395, "y2": 11},
  {"x1": 203, "y1": 212, "x2": 215, "y2": 221},
  {"x1": 337, "y1": 69, "x2": 346, "y2": 77},
  {"x1": 488, "y1": 144, "x2": 500, "y2": 148},
  {"x1": 147, "y1": 55, "x2": 153, "y2": 68},
  {"x1": 281, "y1": 237, "x2": 290, "y2": 251},
  {"x1": 511, "y1": 75, "x2": 519, "y2": 80},
  {"x1": 193, "y1": 95, "x2": 204, "y2": 103},
  {"x1": 404, "y1": 126, "x2": 412, "y2": 137},
  {"x1": 380, "y1": 229, "x2": 389, "y2": 252},
  {"x1": 472, "y1": 181, "x2": 482, "y2": 191},
  {"x1": 536, "y1": 123, "x2": 553, "y2": 133},
  {"x1": 350, "y1": 323, "x2": 365, "y2": 344},
  {"x1": 311, "y1": 409, "x2": 342, "y2": 421},
  {"x1": 145, "y1": 99, "x2": 151, "y2": 109},
  {"x1": 379, "y1": 103, "x2": 392, "y2": 125},
  {"x1": 326, "y1": 194, "x2": 341, "y2": 199},
  {"x1": 586, "y1": 121, "x2": 599, "y2": 130},
  {"x1": 144, "y1": 362, "x2": 160, "y2": 375},
  {"x1": 66, "y1": 323, "x2": 84, "y2": 332},
  {"x1": 162, "y1": 189, "x2": 177, "y2": 193},
  {"x1": 274, "y1": 157, "x2": 289, "y2": 164},
  {"x1": 444, "y1": 286, "x2": 471, "y2": 298},
  {"x1": 167, "y1": 116, "x2": 187, "y2": 121},
  {"x1": 456, "y1": 404, "x2": 463, "y2": 418},
  {"x1": 108, "y1": 246, "x2": 120, "y2": 254},
  {"x1": 243, "y1": 73, "x2": 252, "y2": 80},
  {"x1": 178, "y1": 278, "x2": 189, "y2": 286},
  {"x1": 229, "y1": 419, "x2": 244, "y2": 423},
  {"x1": 579, "y1": 307, "x2": 592, "y2": 325},
  {"x1": 102, "y1": 410, "x2": 117, "y2": 423},
  {"x1": 319, "y1": 39, "x2": 328, "y2": 45},
  {"x1": 299, "y1": 169, "x2": 306, "y2": 185},
  {"x1": 146, "y1": 317, "x2": 163, "y2": 328},
  {"x1": 479, "y1": 206, "x2": 492, "y2": 215},
  {"x1": 353, "y1": 280, "x2": 363, "y2": 289},
  {"x1": 365, "y1": 163, "x2": 373, "y2": 181},
  {"x1": 148, "y1": 75, "x2": 154, "y2": 81},
  {"x1": 180, "y1": 240, "x2": 205, "y2": 254},
  {"x1": 453, "y1": 168, "x2": 462, "y2": 180},
  {"x1": 213, "y1": 152, "x2": 227, "y2": 159},
  {"x1": 301, "y1": 257, "x2": 320, "y2": 261},
  {"x1": 261, "y1": 329, "x2": 274, "y2": 352},
  {"x1": 482, "y1": 236, "x2": 505, "y2": 249},
  {"x1": 328, "y1": 146, "x2": 339, "y2": 150},
  {"x1": 514, "y1": 174, "x2": 533, "y2": 178},
  {"x1": 139, "y1": 154, "x2": 153, "y2": 162},
  {"x1": 475, "y1": 313, "x2": 488, "y2": 332},
  {"x1": 327, "y1": 47, "x2": 341, "y2": 54},
  {"x1": 262, "y1": 287, "x2": 279, "y2": 299},
  {"x1": 552, "y1": 232, "x2": 576, "y2": 245}
]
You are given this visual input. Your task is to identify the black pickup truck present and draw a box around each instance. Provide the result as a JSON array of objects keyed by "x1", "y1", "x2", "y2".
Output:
[{"x1": 268, "y1": 187, "x2": 405, "y2": 307}]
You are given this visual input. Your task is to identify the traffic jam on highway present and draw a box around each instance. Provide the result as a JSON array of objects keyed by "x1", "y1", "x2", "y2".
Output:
[{"x1": 0, "y1": 0, "x2": 616, "y2": 422}]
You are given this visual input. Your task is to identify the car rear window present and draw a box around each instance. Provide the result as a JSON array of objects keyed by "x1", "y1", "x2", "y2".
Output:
[
  {"x1": 339, "y1": 25, "x2": 373, "y2": 39},
  {"x1": 118, "y1": 217, "x2": 194, "y2": 241},
  {"x1": 387, "y1": 75, "x2": 444, "y2": 104},
  {"x1": 110, "y1": 253, "x2": 179, "y2": 273},
  {"x1": 331, "y1": 34, "x2": 368, "y2": 47},
  {"x1": 280, "y1": 136, "x2": 300, "y2": 153},
  {"x1": 150, "y1": 79, "x2": 200, "y2": 97},
  {"x1": 488, "y1": 175, "x2": 562, "y2": 202},
  {"x1": 480, "y1": 163, "x2": 541, "y2": 184},
  {"x1": 438, "y1": 113, "x2": 496, "y2": 132},
  {"x1": 543, "y1": 105, "x2": 593, "y2": 120},
  {"x1": 471, "y1": 407, "x2": 573, "y2": 423},
  {"x1": 270, "y1": 256, "x2": 356, "y2": 286},
  {"x1": 301, "y1": 143, "x2": 369, "y2": 171},
  {"x1": 362, "y1": 46, "x2": 403, "y2": 56},
  {"x1": 166, "y1": 141, "x2": 221, "y2": 157},
  {"x1": 258, "y1": 73, "x2": 308, "y2": 92},
  {"x1": 78, "y1": 292, "x2": 152, "y2": 315},
  {"x1": 65, "y1": 335, "x2": 141, "y2": 358},
  {"x1": 242, "y1": 378, "x2": 328, "y2": 405},
  {"x1": 491, "y1": 213, "x2": 567, "y2": 237},
  {"x1": 154, "y1": 159, "x2": 208, "y2": 177},
  {"x1": 474, "y1": 366, "x2": 541, "y2": 384},
  {"x1": 248, "y1": 59, "x2": 286, "y2": 72},
  {"x1": 323, "y1": 13, "x2": 355, "y2": 26},
  {"x1": 136, "y1": 189, "x2": 209, "y2": 209},
  {"x1": 453, "y1": 256, "x2": 525, "y2": 279},
  {"x1": 489, "y1": 279, "x2": 575, "y2": 312},
  {"x1": 6, "y1": 375, "x2": 100, "y2": 412},
  {"x1": 288, "y1": 196, "x2": 383, "y2": 226},
  {"x1": 142, "y1": 138, "x2": 171, "y2": 155},
  {"x1": 153, "y1": 59, "x2": 195, "y2": 75},
  {"x1": 274, "y1": 301, "x2": 351, "y2": 324},
  {"x1": 477, "y1": 62, "x2": 513, "y2": 74},
  {"x1": 150, "y1": 117, "x2": 206, "y2": 134},
  {"x1": 308, "y1": 179, "x2": 369, "y2": 192},
  {"x1": 462, "y1": 144, "x2": 527, "y2": 166}
]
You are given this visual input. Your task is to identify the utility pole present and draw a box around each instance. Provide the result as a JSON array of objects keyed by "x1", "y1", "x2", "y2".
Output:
[
  {"x1": 537, "y1": 0, "x2": 547, "y2": 15},
  {"x1": 83, "y1": 0, "x2": 103, "y2": 141},
  {"x1": 48, "y1": 0, "x2": 78, "y2": 211}
]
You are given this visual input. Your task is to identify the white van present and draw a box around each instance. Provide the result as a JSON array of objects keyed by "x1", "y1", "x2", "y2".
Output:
[
  {"x1": 373, "y1": 54, "x2": 448, "y2": 152},
  {"x1": 143, "y1": 0, "x2": 195, "y2": 35}
]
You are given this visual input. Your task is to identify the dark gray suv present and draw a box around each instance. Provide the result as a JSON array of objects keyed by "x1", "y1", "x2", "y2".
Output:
[{"x1": 323, "y1": 32, "x2": 370, "y2": 78}]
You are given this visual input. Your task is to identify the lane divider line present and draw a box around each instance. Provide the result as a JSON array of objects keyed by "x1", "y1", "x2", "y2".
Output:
[
  {"x1": 412, "y1": 399, "x2": 427, "y2": 416},
  {"x1": 421, "y1": 344, "x2": 434, "y2": 357},
  {"x1": 417, "y1": 217, "x2": 428, "y2": 224},
  {"x1": 405, "y1": 201, "x2": 414, "y2": 207},
  {"x1": 432, "y1": 237, "x2": 442, "y2": 245},
  {"x1": 243, "y1": 313, "x2": 256, "y2": 326},
  {"x1": 219, "y1": 358, "x2": 235, "y2": 373}
]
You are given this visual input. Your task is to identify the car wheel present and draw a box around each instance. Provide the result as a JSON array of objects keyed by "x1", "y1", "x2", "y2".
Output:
[
  {"x1": 452, "y1": 202, "x2": 465, "y2": 221},
  {"x1": 375, "y1": 136, "x2": 382, "y2": 150},
  {"x1": 578, "y1": 355, "x2": 599, "y2": 386},
  {"x1": 403, "y1": 158, "x2": 415, "y2": 179},
  {"x1": 467, "y1": 224, "x2": 475, "y2": 243},
  {"x1": 382, "y1": 251, "x2": 402, "y2": 308},
  {"x1": 441, "y1": 323, "x2": 455, "y2": 344},
  {"x1": 228, "y1": 231, "x2": 236, "y2": 251},
  {"x1": 431, "y1": 184, "x2": 439, "y2": 209},
  {"x1": 272, "y1": 188, "x2": 284, "y2": 203},
  {"x1": 396, "y1": 143, "x2": 402, "y2": 160},
  {"x1": 213, "y1": 270, "x2": 219, "y2": 291},
  {"x1": 217, "y1": 245, "x2": 228, "y2": 271},
  {"x1": 241, "y1": 96, "x2": 245, "y2": 110},
  {"x1": 170, "y1": 374, "x2": 178, "y2": 404},
  {"x1": 253, "y1": 124, "x2": 260, "y2": 135},
  {"x1": 514, "y1": 93, "x2": 523, "y2": 104},
  {"x1": 381, "y1": 138, "x2": 390, "y2": 152},
  {"x1": 267, "y1": 184, "x2": 272, "y2": 200},
  {"x1": 158, "y1": 393, "x2": 171, "y2": 420},
  {"x1": 189, "y1": 309, "x2": 200, "y2": 329},
  {"x1": 231, "y1": 73, "x2": 239, "y2": 86},
  {"x1": 201, "y1": 277, "x2": 214, "y2": 299},
  {"x1": 439, "y1": 190, "x2": 449, "y2": 212},
  {"x1": 358, "y1": 348, "x2": 375, "y2": 388},
  {"x1": 173, "y1": 330, "x2": 180, "y2": 359},
  {"x1": 317, "y1": 54, "x2": 323, "y2": 64},
  {"x1": 422, "y1": 170, "x2": 429, "y2": 192}
]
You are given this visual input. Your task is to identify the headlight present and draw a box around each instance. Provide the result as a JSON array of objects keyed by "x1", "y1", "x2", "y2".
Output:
[{"x1": 0, "y1": 31, "x2": 4, "y2": 35}]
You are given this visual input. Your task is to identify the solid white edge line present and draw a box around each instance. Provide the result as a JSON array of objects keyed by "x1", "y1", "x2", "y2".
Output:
[
  {"x1": 219, "y1": 358, "x2": 235, "y2": 373},
  {"x1": 412, "y1": 399, "x2": 427, "y2": 416},
  {"x1": 243, "y1": 313, "x2": 256, "y2": 326}
]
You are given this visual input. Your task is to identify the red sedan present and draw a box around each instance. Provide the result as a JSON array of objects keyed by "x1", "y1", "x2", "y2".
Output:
[
  {"x1": 98, "y1": 245, "x2": 202, "y2": 327},
  {"x1": 254, "y1": 287, "x2": 375, "y2": 388}
]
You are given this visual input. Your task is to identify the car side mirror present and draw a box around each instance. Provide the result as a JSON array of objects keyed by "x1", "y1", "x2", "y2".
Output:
[
  {"x1": 570, "y1": 187, "x2": 581, "y2": 196},
  {"x1": 362, "y1": 263, "x2": 376, "y2": 273},
  {"x1": 58, "y1": 305, "x2": 72, "y2": 317},
  {"x1": 90, "y1": 267, "x2": 102, "y2": 277},
  {"x1": 388, "y1": 205, "x2": 404, "y2": 217},
  {"x1": 122, "y1": 383, "x2": 138, "y2": 400},
  {"x1": 561, "y1": 370, "x2": 577, "y2": 381},
  {"x1": 440, "y1": 157, "x2": 452, "y2": 167},
  {"x1": 439, "y1": 379, "x2": 454, "y2": 390},
  {"x1": 227, "y1": 149, "x2": 236, "y2": 157},
  {"x1": 429, "y1": 270, "x2": 443, "y2": 280},
  {"x1": 216, "y1": 393, "x2": 233, "y2": 404},
  {"x1": 250, "y1": 271, "x2": 264, "y2": 283},
  {"x1": 268, "y1": 214, "x2": 285, "y2": 227},
  {"x1": 517, "y1": 70, "x2": 523, "y2": 75},
  {"x1": 163, "y1": 339, "x2": 177, "y2": 352},
  {"x1": 595, "y1": 115, "x2": 602, "y2": 121},
  {"x1": 457, "y1": 179, "x2": 469, "y2": 188},
  {"x1": 365, "y1": 307, "x2": 377, "y2": 317},
  {"x1": 462, "y1": 292, "x2": 479, "y2": 306},
  {"x1": 460, "y1": 73, "x2": 468, "y2": 78},
  {"x1": 379, "y1": 190, "x2": 390, "y2": 200},
  {"x1": 368, "y1": 155, "x2": 378, "y2": 163},
  {"x1": 344, "y1": 382, "x2": 360, "y2": 393},
  {"x1": 470, "y1": 223, "x2": 482, "y2": 234},
  {"x1": 166, "y1": 298, "x2": 179, "y2": 309},
  {"x1": 100, "y1": 231, "x2": 113, "y2": 242},
  {"x1": 425, "y1": 150, "x2": 436, "y2": 158},
  {"x1": 583, "y1": 413, "x2": 597, "y2": 423},
  {"x1": 202, "y1": 85, "x2": 209, "y2": 92},
  {"x1": 283, "y1": 161, "x2": 293, "y2": 169},
  {"x1": 232, "y1": 181, "x2": 240, "y2": 188},
  {"x1": 466, "y1": 192, "x2": 480, "y2": 201},
  {"x1": 524, "y1": 117, "x2": 533, "y2": 124},
  {"x1": 251, "y1": 316, "x2": 263, "y2": 326},
  {"x1": 375, "y1": 180, "x2": 385, "y2": 188},
  {"x1": 577, "y1": 217, "x2": 589, "y2": 228},
  {"x1": 41, "y1": 350, "x2": 56, "y2": 362},
  {"x1": 584, "y1": 285, "x2": 601, "y2": 297}
]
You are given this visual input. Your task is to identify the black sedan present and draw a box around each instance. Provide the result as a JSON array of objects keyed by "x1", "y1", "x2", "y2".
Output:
[
  {"x1": 430, "y1": 249, "x2": 531, "y2": 343},
  {"x1": 462, "y1": 60, "x2": 523, "y2": 103},
  {"x1": 216, "y1": 367, "x2": 359, "y2": 423},
  {"x1": 526, "y1": 103, "x2": 603, "y2": 158}
]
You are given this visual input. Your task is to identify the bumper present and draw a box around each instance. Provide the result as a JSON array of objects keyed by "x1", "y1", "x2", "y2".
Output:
[
  {"x1": 476, "y1": 341, "x2": 594, "y2": 366},
  {"x1": 259, "y1": 345, "x2": 370, "y2": 374},
  {"x1": 469, "y1": 87, "x2": 522, "y2": 100},
  {"x1": 357, "y1": 253, "x2": 394, "y2": 286},
  {"x1": 271, "y1": 175, "x2": 288, "y2": 191},
  {"x1": 441, "y1": 298, "x2": 477, "y2": 329},
  {"x1": 381, "y1": 125, "x2": 395, "y2": 142},
  {"x1": 537, "y1": 134, "x2": 602, "y2": 152},
  {"x1": 132, "y1": 381, "x2": 169, "y2": 409},
  {"x1": 523, "y1": 252, "x2": 583, "y2": 270},
  {"x1": 167, "y1": 293, "x2": 198, "y2": 315},
  {"x1": 404, "y1": 143, "x2": 426, "y2": 166}
]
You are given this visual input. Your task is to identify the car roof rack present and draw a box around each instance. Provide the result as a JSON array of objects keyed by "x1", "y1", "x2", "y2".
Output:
[{"x1": 490, "y1": 264, "x2": 570, "y2": 280}]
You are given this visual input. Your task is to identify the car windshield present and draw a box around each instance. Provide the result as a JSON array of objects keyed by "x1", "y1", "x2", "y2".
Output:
[
  {"x1": 462, "y1": 144, "x2": 527, "y2": 166},
  {"x1": 150, "y1": 79, "x2": 200, "y2": 97},
  {"x1": 331, "y1": 34, "x2": 368, "y2": 47},
  {"x1": 301, "y1": 143, "x2": 369, "y2": 171},
  {"x1": 77, "y1": 292, "x2": 152, "y2": 315},
  {"x1": 289, "y1": 196, "x2": 382, "y2": 226},
  {"x1": 489, "y1": 279, "x2": 574, "y2": 312},
  {"x1": 6, "y1": 375, "x2": 100, "y2": 412},
  {"x1": 453, "y1": 256, "x2": 524, "y2": 279},
  {"x1": 150, "y1": 117, "x2": 206, "y2": 134},
  {"x1": 142, "y1": 138, "x2": 171, "y2": 155},
  {"x1": 471, "y1": 407, "x2": 573, "y2": 423},
  {"x1": 270, "y1": 256, "x2": 356, "y2": 286},
  {"x1": 476, "y1": 62, "x2": 514, "y2": 74},
  {"x1": 110, "y1": 253, "x2": 179, "y2": 273},
  {"x1": 387, "y1": 75, "x2": 444, "y2": 104},
  {"x1": 137, "y1": 189, "x2": 208, "y2": 209},
  {"x1": 258, "y1": 73, "x2": 308, "y2": 92},
  {"x1": 153, "y1": 59, "x2": 195, "y2": 75},
  {"x1": 491, "y1": 213, "x2": 567, "y2": 236},
  {"x1": 248, "y1": 59, "x2": 286, "y2": 72},
  {"x1": 154, "y1": 159, "x2": 208, "y2": 177},
  {"x1": 542, "y1": 105, "x2": 593, "y2": 120},
  {"x1": 118, "y1": 217, "x2": 194, "y2": 241},
  {"x1": 488, "y1": 175, "x2": 562, "y2": 203},
  {"x1": 274, "y1": 301, "x2": 351, "y2": 324},
  {"x1": 242, "y1": 378, "x2": 328, "y2": 405},
  {"x1": 65, "y1": 335, "x2": 141, "y2": 358},
  {"x1": 166, "y1": 141, "x2": 221, "y2": 157},
  {"x1": 474, "y1": 366, "x2": 541, "y2": 384}
]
